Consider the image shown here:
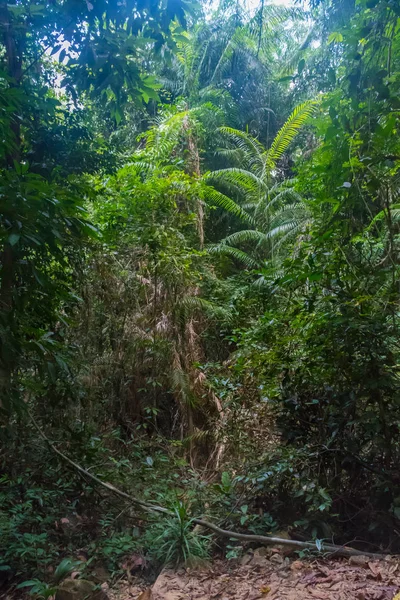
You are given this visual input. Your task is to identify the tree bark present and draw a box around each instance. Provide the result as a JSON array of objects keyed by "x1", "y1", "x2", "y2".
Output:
[
  {"x1": 0, "y1": 2, "x2": 24, "y2": 409},
  {"x1": 183, "y1": 114, "x2": 204, "y2": 248}
]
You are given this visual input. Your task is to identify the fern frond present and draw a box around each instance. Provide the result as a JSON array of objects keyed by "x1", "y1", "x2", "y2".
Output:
[
  {"x1": 268, "y1": 187, "x2": 303, "y2": 206},
  {"x1": 266, "y1": 100, "x2": 317, "y2": 169},
  {"x1": 182, "y1": 429, "x2": 211, "y2": 445},
  {"x1": 178, "y1": 296, "x2": 233, "y2": 323},
  {"x1": 171, "y1": 368, "x2": 196, "y2": 407},
  {"x1": 208, "y1": 244, "x2": 260, "y2": 268},
  {"x1": 207, "y1": 168, "x2": 268, "y2": 195},
  {"x1": 203, "y1": 186, "x2": 252, "y2": 222},
  {"x1": 221, "y1": 229, "x2": 270, "y2": 246},
  {"x1": 267, "y1": 220, "x2": 304, "y2": 239},
  {"x1": 366, "y1": 204, "x2": 400, "y2": 231},
  {"x1": 219, "y1": 126, "x2": 265, "y2": 161}
]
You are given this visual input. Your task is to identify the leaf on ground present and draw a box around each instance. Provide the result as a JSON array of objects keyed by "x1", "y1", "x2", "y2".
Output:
[
  {"x1": 309, "y1": 590, "x2": 330, "y2": 599},
  {"x1": 137, "y1": 589, "x2": 152, "y2": 600},
  {"x1": 368, "y1": 562, "x2": 382, "y2": 579}
]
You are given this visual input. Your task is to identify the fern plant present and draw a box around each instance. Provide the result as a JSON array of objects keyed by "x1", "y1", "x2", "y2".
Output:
[
  {"x1": 205, "y1": 101, "x2": 317, "y2": 265},
  {"x1": 133, "y1": 103, "x2": 250, "y2": 238}
]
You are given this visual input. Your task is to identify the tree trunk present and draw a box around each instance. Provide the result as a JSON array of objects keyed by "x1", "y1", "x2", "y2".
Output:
[
  {"x1": 0, "y1": 2, "x2": 24, "y2": 409},
  {"x1": 183, "y1": 114, "x2": 204, "y2": 248}
]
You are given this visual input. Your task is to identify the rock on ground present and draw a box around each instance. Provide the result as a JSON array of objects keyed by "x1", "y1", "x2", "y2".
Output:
[{"x1": 56, "y1": 578, "x2": 109, "y2": 600}]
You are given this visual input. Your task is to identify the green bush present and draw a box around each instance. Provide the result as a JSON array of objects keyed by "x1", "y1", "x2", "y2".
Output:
[{"x1": 145, "y1": 502, "x2": 211, "y2": 566}]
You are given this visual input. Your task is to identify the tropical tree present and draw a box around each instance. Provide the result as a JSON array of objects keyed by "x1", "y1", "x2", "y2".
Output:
[
  {"x1": 0, "y1": 0, "x2": 194, "y2": 413},
  {"x1": 157, "y1": 1, "x2": 304, "y2": 141},
  {"x1": 229, "y1": 0, "x2": 400, "y2": 543},
  {"x1": 81, "y1": 159, "x2": 233, "y2": 466}
]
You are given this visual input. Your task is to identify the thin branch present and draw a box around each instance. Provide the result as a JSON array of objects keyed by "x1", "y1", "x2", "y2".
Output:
[
  {"x1": 21, "y1": 42, "x2": 54, "y2": 78},
  {"x1": 28, "y1": 410, "x2": 388, "y2": 560}
]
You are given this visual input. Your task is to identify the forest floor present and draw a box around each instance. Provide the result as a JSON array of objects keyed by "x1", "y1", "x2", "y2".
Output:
[{"x1": 109, "y1": 550, "x2": 400, "y2": 600}]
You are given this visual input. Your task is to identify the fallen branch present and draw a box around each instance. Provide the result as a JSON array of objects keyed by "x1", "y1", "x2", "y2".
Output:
[
  {"x1": 29, "y1": 411, "x2": 387, "y2": 560},
  {"x1": 190, "y1": 521, "x2": 382, "y2": 559}
]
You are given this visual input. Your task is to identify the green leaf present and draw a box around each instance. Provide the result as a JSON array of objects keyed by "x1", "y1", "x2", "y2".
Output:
[
  {"x1": 114, "y1": 107, "x2": 123, "y2": 125},
  {"x1": 17, "y1": 580, "x2": 40, "y2": 589},
  {"x1": 32, "y1": 266, "x2": 45, "y2": 287},
  {"x1": 221, "y1": 471, "x2": 231, "y2": 489},
  {"x1": 328, "y1": 32, "x2": 343, "y2": 45},
  {"x1": 308, "y1": 272, "x2": 323, "y2": 281},
  {"x1": 8, "y1": 233, "x2": 20, "y2": 246},
  {"x1": 297, "y1": 58, "x2": 306, "y2": 75},
  {"x1": 54, "y1": 558, "x2": 80, "y2": 584},
  {"x1": 141, "y1": 86, "x2": 160, "y2": 103},
  {"x1": 47, "y1": 362, "x2": 56, "y2": 383}
]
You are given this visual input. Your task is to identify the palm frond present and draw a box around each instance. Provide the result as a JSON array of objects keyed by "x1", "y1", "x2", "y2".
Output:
[
  {"x1": 248, "y1": 3, "x2": 304, "y2": 35},
  {"x1": 211, "y1": 26, "x2": 257, "y2": 83},
  {"x1": 253, "y1": 260, "x2": 285, "y2": 285},
  {"x1": 158, "y1": 76, "x2": 183, "y2": 93},
  {"x1": 278, "y1": 25, "x2": 316, "y2": 78}
]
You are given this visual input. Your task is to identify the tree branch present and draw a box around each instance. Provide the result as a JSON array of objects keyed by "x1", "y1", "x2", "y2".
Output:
[{"x1": 28, "y1": 411, "x2": 387, "y2": 560}]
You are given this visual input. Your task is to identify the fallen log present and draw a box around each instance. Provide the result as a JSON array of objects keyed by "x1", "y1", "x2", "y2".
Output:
[{"x1": 29, "y1": 411, "x2": 387, "y2": 560}]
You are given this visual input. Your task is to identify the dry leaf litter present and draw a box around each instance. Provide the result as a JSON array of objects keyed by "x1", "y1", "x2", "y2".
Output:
[{"x1": 109, "y1": 550, "x2": 400, "y2": 600}]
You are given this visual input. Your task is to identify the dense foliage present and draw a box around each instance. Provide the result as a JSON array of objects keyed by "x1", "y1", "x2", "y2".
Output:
[{"x1": 1, "y1": 0, "x2": 400, "y2": 592}]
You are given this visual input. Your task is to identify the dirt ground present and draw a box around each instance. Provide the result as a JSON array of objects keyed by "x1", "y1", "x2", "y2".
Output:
[{"x1": 109, "y1": 550, "x2": 400, "y2": 600}]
